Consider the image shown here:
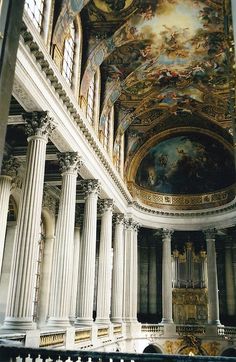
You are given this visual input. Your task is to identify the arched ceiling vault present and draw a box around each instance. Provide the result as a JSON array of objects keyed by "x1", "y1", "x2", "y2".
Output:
[{"x1": 55, "y1": 0, "x2": 236, "y2": 200}]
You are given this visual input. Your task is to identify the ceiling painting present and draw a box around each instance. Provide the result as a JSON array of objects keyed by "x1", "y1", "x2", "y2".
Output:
[
  {"x1": 78, "y1": 0, "x2": 235, "y2": 199},
  {"x1": 93, "y1": 0, "x2": 134, "y2": 13},
  {"x1": 135, "y1": 133, "x2": 235, "y2": 195}
]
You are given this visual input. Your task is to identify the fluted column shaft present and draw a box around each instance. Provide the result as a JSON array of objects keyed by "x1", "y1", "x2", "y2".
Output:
[
  {"x1": 111, "y1": 214, "x2": 124, "y2": 323},
  {"x1": 225, "y1": 240, "x2": 235, "y2": 316},
  {"x1": 96, "y1": 199, "x2": 113, "y2": 324},
  {"x1": 0, "y1": 157, "x2": 19, "y2": 274},
  {"x1": 3, "y1": 112, "x2": 55, "y2": 330},
  {"x1": 0, "y1": 176, "x2": 12, "y2": 275},
  {"x1": 123, "y1": 219, "x2": 139, "y2": 322},
  {"x1": 161, "y1": 230, "x2": 173, "y2": 324},
  {"x1": 76, "y1": 180, "x2": 100, "y2": 325},
  {"x1": 47, "y1": 153, "x2": 81, "y2": 327},
  {"x1": 132, "y1": 224, "x2": 138, "y2": 320},
  {"x1": 205, "y1": 230, "x2": 220, "y2": 325},
  {"x1": 70, "y1": 225, "x2": 81, "y2": 322}
]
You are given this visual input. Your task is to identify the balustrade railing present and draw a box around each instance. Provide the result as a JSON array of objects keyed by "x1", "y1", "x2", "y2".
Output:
[
  {"x1": 218, "y1": 326, "x2": 236, "y2": 337},
  {"x1": 141, "y1": 324, "x2": 164, "y2": 334},
  {"x1": 0, "y1": 345, "x2": 235, "y2": 362},
  {"x1": 176, "y1": 325, "x2": 206, "y2": 336}
]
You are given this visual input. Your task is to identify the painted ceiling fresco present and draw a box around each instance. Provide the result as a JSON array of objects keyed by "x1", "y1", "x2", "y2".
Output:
[
  {"x1": 56, "y1": 0, "x2": 235, "y2": 196},
  {"x1": 135, "y1": 133, "x2": 235, "y2": 194}
]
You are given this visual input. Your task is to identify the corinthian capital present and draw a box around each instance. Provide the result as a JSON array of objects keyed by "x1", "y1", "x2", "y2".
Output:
[
  {"x1": 125, "y1": 218, "x2": 140, "y2": 231},
  {"x1": 23, "y1": 111, "x2": 56, "y2": 138},
  {"x1": 79, "y1": 179, "x2": 101, "y2": 197},
  {"x1": 58, "y1": 152, "x2": 82, "y2": 174},
  {"x1": 203, "y1": 229, "x2": 217, "y2": 240},
  {"x1": 99, "y1": 199, "x2": 114, "y2": 214},
  {"x1": 162, "y1": 229, "x2": 174, "y2": 240},
  {"x1": 1, "y1": 156, "x2": 20, "y2": 178},
  {"x1": 113, "y1": 213, "x2": 125, "y2": 225}
]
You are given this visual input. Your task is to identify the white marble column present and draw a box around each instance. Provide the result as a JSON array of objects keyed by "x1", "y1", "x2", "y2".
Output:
[
  {"x1": 123, "y1": 218, "x2": 139, "y2": 323},
  {"x1": 75, "y1": 180, "x2": 100, "y2": 325},
  {"x1": 70, "y1": 223, "x2": 82, "y2": 323},
  {"x1": 205, "y1": 229, "x2": 220, "y2": 325},
  {"x1": 96, "y1": 199, "x2": 113, "y2": 324},
  {"x1": 161, "y1": 229, "x2": 173, "y2": 324},
  {"x1": 0, "y1": 156, "x2": 19, "y2": 274},
  {"x1": 111, "y1": 214, "x2": 124, "y2": 323},
  {"x1": 3, "y1": 111, "x2": 55, "y2": 330},
  {"x1": 225, "y1": 239, "x2": 235, "y2": 316},
  {"x1": 47, "y1": 152, "x2": 81, "y2": 327}
]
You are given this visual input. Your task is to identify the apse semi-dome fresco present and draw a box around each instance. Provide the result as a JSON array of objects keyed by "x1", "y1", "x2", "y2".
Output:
[{"x1": 135, "y1": 134, "x2": 235, "y2": 195}]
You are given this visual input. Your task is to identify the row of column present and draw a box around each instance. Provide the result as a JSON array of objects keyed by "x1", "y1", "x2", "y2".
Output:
[
  {"x1": 0, "y1": 111, "x2": 227, "y2": 329},
  {"x1": 0, "y1": 111, "x2": 140, "y2": 329}
]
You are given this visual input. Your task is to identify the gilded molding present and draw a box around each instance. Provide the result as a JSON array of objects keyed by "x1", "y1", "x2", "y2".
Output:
[{"x1": 128, "y1": 182, "x2": 235, "y2": 210}]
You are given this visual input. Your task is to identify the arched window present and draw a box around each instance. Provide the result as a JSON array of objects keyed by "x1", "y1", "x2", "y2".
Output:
[
  {"x1": 86, "y1": 69, "x2": 101, "y2": 129},
  {"x1": 100, "y1": 107, "x2": 114, "y2": 157},
  {"x1": 25, "y1": 0, "x2": 45, "y2": 32},
  {"x1": 62, "y1": 22, "x2": 76, "y2": 85}
]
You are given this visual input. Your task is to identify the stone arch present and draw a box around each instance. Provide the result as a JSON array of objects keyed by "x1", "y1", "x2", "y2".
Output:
[
  {"x1": 143, "y1": 344, "x2": 163, "y2": 354},
  {"x1": 221, "y1": 347, "x2": 236, "y2": 357}
]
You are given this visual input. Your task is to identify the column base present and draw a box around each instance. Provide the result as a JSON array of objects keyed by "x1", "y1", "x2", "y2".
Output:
[
  {"x1": 74, "y1": 317, "x2": 94, "y2": 326},
  {"x1": 161, "y1": 318, "x2": 173, "y2": 324},
  {"x1": 208, "y1": 320, "x2": 221, "y2": 325},
  {"x1": 110, "y1": 318, "x2": 123, "y2": 324},
  {"x1": 95, "y1": 318, "x2": 111, "y2": 325},
  {"x1": 46, "y1": 317, "x2": 71, "y2": 328},
  {"x1": 2, "y1": 317, "x2": 37, "y2": 331}
]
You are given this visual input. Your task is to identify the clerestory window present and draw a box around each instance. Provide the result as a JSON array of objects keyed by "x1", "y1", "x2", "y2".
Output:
[
  {"x1": 62, "y1": 22, "x2": 76, "y2": 85},
  {"x1": 25, "y1": 0, "x2": 45, "y2": 32}
]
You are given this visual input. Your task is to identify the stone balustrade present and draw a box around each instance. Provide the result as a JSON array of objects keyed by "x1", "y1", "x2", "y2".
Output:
[{"x1": 0, "y1": 345, "x2": 234, "y2": 362}]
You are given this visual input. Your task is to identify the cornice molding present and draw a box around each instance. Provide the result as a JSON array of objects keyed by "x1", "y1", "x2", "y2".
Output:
[{"x1": 20, "y1": 16, "x2": 132, "y2": 206}]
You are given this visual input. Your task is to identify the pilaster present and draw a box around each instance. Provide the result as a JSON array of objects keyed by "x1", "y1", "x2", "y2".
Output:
[{"x1": 0, "y1": 156, "x2": 19, "y2": 274}]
